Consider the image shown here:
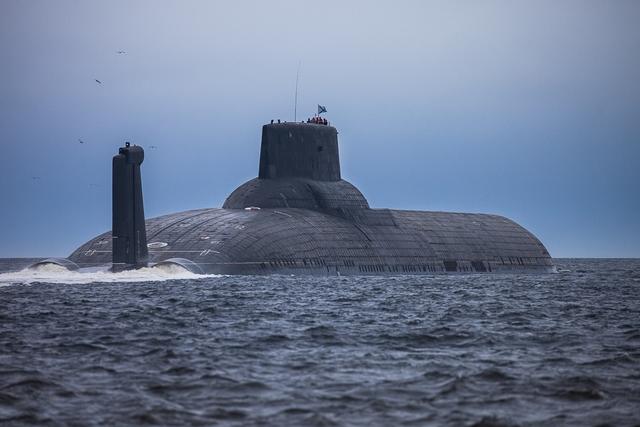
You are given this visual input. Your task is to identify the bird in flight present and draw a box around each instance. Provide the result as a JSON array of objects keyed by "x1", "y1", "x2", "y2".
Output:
[
  {"x1": 31, "y1": 176, "x2": 41, "y2": 180},
  {"x1": 116, "y1": 50, "x2": 126, "y2": 54},
  {"x1": 95, "y1": 79, "x2": 102, "y2": 84},
  {"x1": 78, "y1": 138, "x2": 85, "y2": 144},
  {"x1": 149, "y1": 145, "x2": 157, "y2": 149}
]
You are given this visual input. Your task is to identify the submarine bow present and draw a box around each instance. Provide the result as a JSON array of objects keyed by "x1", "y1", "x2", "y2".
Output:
[{"x1": 69, "y1": 122, "x2": 553, "y2": 275}]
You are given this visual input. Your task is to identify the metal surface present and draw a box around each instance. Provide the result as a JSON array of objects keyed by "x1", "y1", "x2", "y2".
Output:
[
  {"x1": 69, "y1": 123, "x2": 553, "y2": 275},
  {"x1": 259, "y1": 123, "x2": 340, "y2": 181},
  {"x1": 111, "y1": 143, "x2": 148, "y2": 271}
]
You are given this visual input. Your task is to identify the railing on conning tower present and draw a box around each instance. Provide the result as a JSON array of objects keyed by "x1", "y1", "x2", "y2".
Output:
[{"x1": 269, "y1": 117, "x2": 332, "y2": 126}]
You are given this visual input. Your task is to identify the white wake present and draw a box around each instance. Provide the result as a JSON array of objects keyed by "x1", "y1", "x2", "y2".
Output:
[{"x1": 0, "y1": 263, "x2": 218, "y2": 286}]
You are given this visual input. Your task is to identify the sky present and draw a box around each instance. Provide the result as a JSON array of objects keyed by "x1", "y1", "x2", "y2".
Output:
[{"x1": 0, "y1": 0, "x2": 639, "y2": 258}]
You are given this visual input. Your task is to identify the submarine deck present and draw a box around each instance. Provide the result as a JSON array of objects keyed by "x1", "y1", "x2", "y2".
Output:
[{"x1": 69, "y1": 207, "x2": 553, "y2": 275}]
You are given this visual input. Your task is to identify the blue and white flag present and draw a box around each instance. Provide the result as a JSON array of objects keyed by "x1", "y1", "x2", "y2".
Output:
[{"x1": 318, "y1": 104, "x2": 327, "y2": 115}]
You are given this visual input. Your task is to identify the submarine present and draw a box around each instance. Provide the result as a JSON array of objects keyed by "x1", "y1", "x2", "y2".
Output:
[{"x1": 35, "y1": 121, "x2": 553, "y2": 275}]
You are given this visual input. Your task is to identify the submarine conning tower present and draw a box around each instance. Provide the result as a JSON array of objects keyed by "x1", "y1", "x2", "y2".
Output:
[
  {"x1": 223, "y1": 123, "x2": 370, "y2": 211},
  {"x1": 259, "y1": 122, "x2": 341, "y2": 181}
]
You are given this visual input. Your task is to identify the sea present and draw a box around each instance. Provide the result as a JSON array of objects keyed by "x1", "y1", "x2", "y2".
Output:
[{"x1": 0, "y1": 258, "x2": 639, "y2": 426}]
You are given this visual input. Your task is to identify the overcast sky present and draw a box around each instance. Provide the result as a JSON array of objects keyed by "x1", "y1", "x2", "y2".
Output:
[{"x1": 1, "y1": 0, "x2": 639, "y2": 257}]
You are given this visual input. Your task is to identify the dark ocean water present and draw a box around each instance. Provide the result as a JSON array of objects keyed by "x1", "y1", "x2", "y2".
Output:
[{"x1": 1, "y1": 259, "x2": 639, "y2": 426}]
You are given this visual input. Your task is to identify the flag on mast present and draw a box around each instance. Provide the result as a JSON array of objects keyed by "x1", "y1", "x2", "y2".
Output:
[{"x1": 318, "y1": 104, "x2": 327, "y2": 115}]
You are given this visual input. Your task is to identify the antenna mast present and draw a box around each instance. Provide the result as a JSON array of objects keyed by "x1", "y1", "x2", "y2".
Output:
[{"x1": 294, "y1": 61, "x2": 301, "y2": 122}]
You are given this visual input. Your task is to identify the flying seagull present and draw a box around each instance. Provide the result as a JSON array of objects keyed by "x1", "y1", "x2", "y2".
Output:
[
  {"x1": 78, "y1": 138, "x2": 85, "y2": 144},
  {"x1": 149, "y1": 145, "x2": 157, "y2": 149},
  {"x1": 95, "y1": 79, "x2": 102, "y2": 84},
  {"x1": 116, "y1": 50, "x2": 126, "y2": 54}
]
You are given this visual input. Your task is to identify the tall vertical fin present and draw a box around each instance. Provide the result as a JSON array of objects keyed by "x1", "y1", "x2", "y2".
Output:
[{"x1": 112, "y1": 143, "x2": 148, "y2": 271}]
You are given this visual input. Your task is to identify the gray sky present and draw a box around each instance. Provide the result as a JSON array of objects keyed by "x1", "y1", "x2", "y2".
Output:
[{"x1": 1, "y1": 0, "x2": 639, "y2": 257}]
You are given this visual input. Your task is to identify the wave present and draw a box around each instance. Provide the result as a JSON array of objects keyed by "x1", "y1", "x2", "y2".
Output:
[{"x1": 0, "y1": 264, "x2": 219, "y2": 286}]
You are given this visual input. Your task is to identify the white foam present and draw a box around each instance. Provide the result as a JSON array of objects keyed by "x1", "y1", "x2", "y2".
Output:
[{"x1": 0, "y1": 264, "x2": 218, "y2": 286}]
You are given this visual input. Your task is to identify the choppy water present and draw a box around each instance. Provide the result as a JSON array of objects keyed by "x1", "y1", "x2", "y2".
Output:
[{"x1": 1, "y1": 259, "x2": 639, "y2": 426}]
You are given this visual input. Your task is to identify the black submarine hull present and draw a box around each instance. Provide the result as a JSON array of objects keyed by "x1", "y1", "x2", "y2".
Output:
[
  {"x1": 69, "y1": 206, "x2": 553, "y2": 275},
  {"x1": 68, "y1": 122, "x2": 553, "y2": 275}
]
